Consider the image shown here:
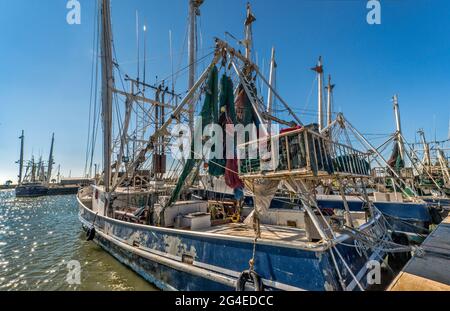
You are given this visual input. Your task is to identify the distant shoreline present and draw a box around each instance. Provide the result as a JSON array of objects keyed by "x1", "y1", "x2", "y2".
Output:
[{"x1": 0, "y1": 185, "x2": 16, "y2": 190}]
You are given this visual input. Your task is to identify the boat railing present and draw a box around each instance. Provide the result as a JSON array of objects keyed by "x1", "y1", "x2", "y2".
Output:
[{"x1": 238, "y1": 127, "x2": 372, "y2": 180}]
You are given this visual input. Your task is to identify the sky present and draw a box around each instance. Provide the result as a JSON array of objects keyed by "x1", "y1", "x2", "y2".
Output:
[{"x1": 0, "y1": 0, "x2": 449, "y2": 184}]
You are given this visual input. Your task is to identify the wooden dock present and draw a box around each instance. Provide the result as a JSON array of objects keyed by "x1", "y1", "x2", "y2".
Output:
[{"x1": 388, "y1": 215, "x2": 450, "y2": 291}]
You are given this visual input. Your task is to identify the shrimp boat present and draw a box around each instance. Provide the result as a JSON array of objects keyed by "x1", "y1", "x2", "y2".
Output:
[
  {"x1": 15, "y1": 132, "x2": 54, "y2": 197},
  {"x1": 311, "y1": 96, "x2": 439, "y2": 240},
  {"x1": 15, "y1": 132, "x2": 80, "y2": 197},
  {"x1": 364, "y1": 97, "x2": 449, "y2": 232},
  {"x1": 411, "y1": 129, "x2": 450, "y2": 205},
  {"x1": 78, "y1": 0, "x2": 414, "y2": 291}
]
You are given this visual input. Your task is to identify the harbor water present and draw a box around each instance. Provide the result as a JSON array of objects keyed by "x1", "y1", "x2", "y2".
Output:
[{"x1": 0, "y1": 190, "x2": 157, "y2": 291}]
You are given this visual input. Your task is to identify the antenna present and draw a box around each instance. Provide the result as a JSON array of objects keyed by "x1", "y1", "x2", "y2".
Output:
[
  {"x1": 169, "y1": 30, "x2": 174, "y2": 93},
  {"x1": 136, "y1": 10, "x2": 140, "y2": 83},
  {"x1": 143, "y1": 23, "x2": 147, "y2": 91}
]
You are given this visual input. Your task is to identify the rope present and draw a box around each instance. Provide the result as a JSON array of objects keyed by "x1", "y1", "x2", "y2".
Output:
[
  {"x1": 249, "y1": 236, "x2": 258, "y2": 272},
  {"x1": 85, "y1": 4, "x2": 101, "y2": 178}
]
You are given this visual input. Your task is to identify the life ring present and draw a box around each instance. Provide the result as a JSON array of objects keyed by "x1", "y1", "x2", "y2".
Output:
[
  {"x1": 231, "y1": 212, "x2": 240, "y2": 223},
  {"x1": 236, "y1": 270, "x2": 264, "y2": 291}
]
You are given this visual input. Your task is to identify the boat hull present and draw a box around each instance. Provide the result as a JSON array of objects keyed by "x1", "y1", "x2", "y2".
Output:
[
  {"x1": 316, "y1": 199, "x2": 432, "y2": 235},
  {"x1": 15, "y1": 184, "x2": 79, "y2": 197},
  {"x1": 15, "y1": 184, "x2": 48, "y2": 197},
  {"x1": 78, "y1": 197, "x2": 387, "y2": 291},
  {"x1": 47, "y1": 186, "x2": 79, "y2": 196},
  {"x1": 421, "y1": 197, "x2": 450, "y2": 209}
]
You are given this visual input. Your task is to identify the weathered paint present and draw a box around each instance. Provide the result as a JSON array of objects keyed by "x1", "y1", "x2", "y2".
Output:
[{"x1": 79, "y1": 199, "x2": 387, "y2": 291}]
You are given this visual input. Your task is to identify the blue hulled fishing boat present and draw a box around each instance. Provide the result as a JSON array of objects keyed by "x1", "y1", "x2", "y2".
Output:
[{"x1": 78, "y1": 0, "x2": 414, "y2": 291}]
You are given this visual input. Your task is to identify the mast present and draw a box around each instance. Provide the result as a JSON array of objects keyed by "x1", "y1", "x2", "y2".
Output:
[
  {"x1": 40, "y1": 159, "x2": 45, "y2": 182},
  {"x1": 312, "y1": 57, "x2": 324, "y2": 131},
  {"x1": 46, "y1": 133, "x2": 55, "y2": 184},
  {"x1": 188, "y1": 0, "x2": 204, "y2": 133},
  {"x1": 31, "y1": 156, "x2": 36, "y2": 182},
  {"x1": 325, "y1": 75, "x2": 335, "y2": 127},
  {"x1": 267, "y1": 47, "x2": 276, "y2": 133},
  {"x1": 100, "y1": 0, "x2": 114, "y2": 193},
  {"x1": 418, "y1": 129, "x2": 431, "y2": 166},
  {"x1": 392, "y1": 95, "x2": 405, "y2": 162},
  {"x1": 244, "y1": 2, "x2": 256, "y2": 60},
  {"x1": 57, "y1": 165, "x2": 61, "y2": 184},
  {"x1": 18, "y1": 130, "x2": 24, "y2": 185},
  {"x1": 37, "y1": 156, "x2": 44, "y2": 182}
]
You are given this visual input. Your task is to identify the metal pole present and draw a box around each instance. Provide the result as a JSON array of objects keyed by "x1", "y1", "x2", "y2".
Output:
[
  {"x1": 244, "y1": 2, "x2": 255, "y2": 60},
  {"x1": 188, "y1": 0, "x2": 203, "y2": 133},
  {"x1": 18, "y1": 130, "x2": 24, "y2": 185},
  {"x1": 393, "y1": 95, "x2": 405, "y2": 162},
  {"x1": 326, "y1": 75, "x2": 334, "y2": 127},
  {"x1": 312, "y1": 57, "x2": 324, "y2": 131},
  {"x1": 267, "y1": 47, "x2": 276, "y2": 133}
]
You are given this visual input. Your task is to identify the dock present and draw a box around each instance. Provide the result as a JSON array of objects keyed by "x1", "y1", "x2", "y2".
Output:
[{"x1": 388, "y1": 215, "x2": 450, "y2": 291}]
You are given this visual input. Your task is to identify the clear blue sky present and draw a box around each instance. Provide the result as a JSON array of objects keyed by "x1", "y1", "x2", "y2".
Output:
[{"x1": 0, "y1": 0, "x2": 449, "y2": 183}]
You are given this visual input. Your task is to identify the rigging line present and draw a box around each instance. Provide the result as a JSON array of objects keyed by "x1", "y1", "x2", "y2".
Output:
[
  {"x1": 114, "y1": 46, "x2": 215, "y2": 67},
  {"x1": 169, "y1": 30, "x2": 174, "y2": 92},
  {"x1": 362, "y1": 133, "x2": 393, "y2": 137},
  {"x1": 88, "y1": 5, "x2": 101, "y2": 177},
  {"x1": 302, "y1": 75, "x2": 318, "y2": 114},
  {"x1": 156, "y1": 49, "x2": 215, "y2": 89},
  {"x1": 173, "y1": 15, "x2": 190, "y2": 87},
  {"x1": 84, "y1": 2, "x2": 99, "y2": 176}
]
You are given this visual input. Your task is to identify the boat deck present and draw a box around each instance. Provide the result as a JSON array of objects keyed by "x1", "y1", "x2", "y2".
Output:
[
  {"x1": 388, "y1": 215, "x2": 450, "y2": 291},
  {"x1": 201, "y1": 223, "x2": 309, "y2": 242}
]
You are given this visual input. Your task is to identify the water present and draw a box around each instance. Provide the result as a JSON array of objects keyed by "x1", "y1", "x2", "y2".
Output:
[{"x1": 0, "y1": 190, "x2": 157, "y2": 291}]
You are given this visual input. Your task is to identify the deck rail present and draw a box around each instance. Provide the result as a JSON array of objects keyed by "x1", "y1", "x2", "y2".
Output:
[{"x1": 238, "y1": 127, "x2": 372, "y2": 179}]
